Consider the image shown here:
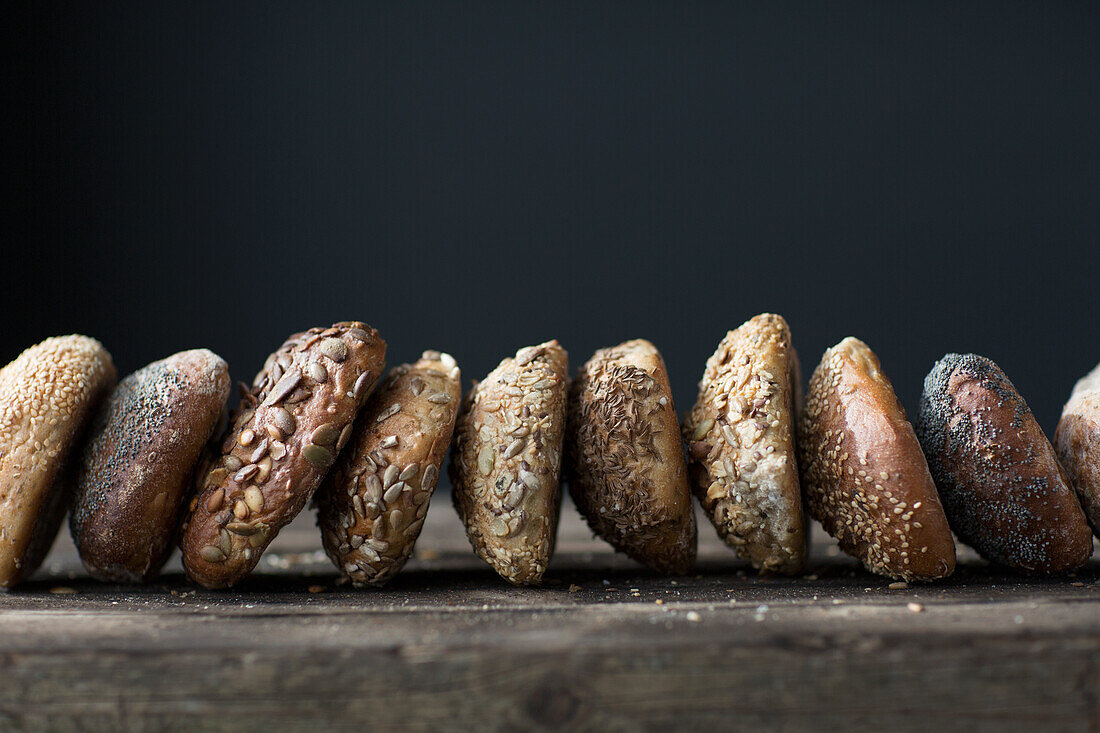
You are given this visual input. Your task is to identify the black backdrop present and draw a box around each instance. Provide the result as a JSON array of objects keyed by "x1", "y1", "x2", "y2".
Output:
[{"x1": 6, "y1": 2, "x2": 1099, "y2": 452}]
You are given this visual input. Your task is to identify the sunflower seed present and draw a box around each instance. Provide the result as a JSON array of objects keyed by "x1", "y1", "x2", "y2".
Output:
[
  {"x1": 422, "y1": 464, "x2": 438, "y2": 489},
  {"x1": 364, "y1": 474, "x2": 383, "y2": 502},
  {"x1": 359, "y1": 546, "x2": 381, "y2": 563},
  {"x1": 286, "y1": 387, "x2": 312, "y2": 404},
  {"x1": 318, "y1": 338, "x2": 347, "y2": 362},
  {"x1": 244, "y1": 486, "x2": 264, "y2": 512},
  {"x1": 353, "y1": 372, "x2": 373, "y2": 402},
  {"x1": 504, "y1": 484, "x2": 525, "y2": 508},
  {"x1": 311, "y1": 423, "x2": 339, "y2": 446},
  {"x1": 427, "y1": 392, "x2": 451, "y2": 404},
  {"x1": 518, "y1": 469, "x2": 539, "y2": 490},
  {"x1": 302, "y1": 444, "x2": 334, "y2": 467},
  {"x1": 399, "y1": 462, "x2": 419, "y2": 481},
  {"x1": 200, "y1": 546, "x2": 226, "y2": 563},
  {"x1": 337, "y1": 424, "x2": 354, "y2": 451},
  {"x1": 383, "y1": 481, "x2": 406, "y2": 503},
  {"x1": 371, "y1": 515, "x2": 384, "y2": 536},
  {"x1": 352, "y1": 494, "x2": 364, "y2": 516},
  {"x1": 271, "y1": 407, "x2": 296, "y2": 435},
  {"x1": 249, "y1": 438, "x2": 269, "y2": 464},
  {"x1": 410, "y1": 377, "x2": 425, "y2": 396},
  {"x1": 375, "y1": 404, "x2": 400, "y2": 423},
  {"x1": 265, "y1": 369, "x2": 302, "y2": 406},
  {"x1": 404, "y1": 517, "x2": 426, "y2": 537},
  {"x1": 379, "y1": 435, "x2": 399, "y2": 449},
  {"x1": 383, "y1": 463, "x2": 400, "y2": 488},
  {"x1": 370, "y1": 450, "x2": 387, "y2": 468},
  {"x1": 205, "y1": 488, "x2": 225, "y2": 513},
  {"x1": 234, "y1": 464, "x2": 259, "y2": 482},
  {"x1": 721, "y1": 424, "x2": 738, "y2": 445},
  {"x1": 350, "y1": 534, "x2": 364, "y2": 549},
  {"x1": 307, "y1": 361, "x2": 328, "y2": 383},
  {"x1": 478, "y1": 446, "x2": 495, "y2": 475},
  {"x1": 388, "y1": 508, "x2": 404, "y2": 529},
  {"x1": 503, "y1": 438, "x2": 525, "y2": 459}
]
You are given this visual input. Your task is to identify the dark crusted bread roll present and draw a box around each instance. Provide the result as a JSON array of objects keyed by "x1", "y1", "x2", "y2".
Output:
[
  {"x1": 566, "y1": 339, "x2": 696, "y2": 574},
  {"x1": 317, "y1": 351, "x2": 461, "y2": 586},
  {"x1": 800, "y1": 337, "x2": 955, "y2": 581},
  {"x1": 70, "y1": 349, "x2": 231, "y2": 583},
  {"x1": 0, "y1": 335, "x2": 116, "y2": 588},
  {"x1": 918, "y1": 353, "x2": 1092, "y2": 573},
  {"x1": 682, "y1": 314, "x2": 806, "y2": 575},
  {"x1": 180, "y1": 322, "x2": 385, "y2": 588},
  {"x1": 1056, "y1": 361, "x2": 1100, "y2": 535},
  {"x1": 450, "y1": 340, "x2": 568, "y2": 585}
]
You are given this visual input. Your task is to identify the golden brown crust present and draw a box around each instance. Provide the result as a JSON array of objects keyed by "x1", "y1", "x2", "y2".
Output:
[
  {"x1": 70, "y1": 349, "x2": 230, "y2": 583},
  {"x1": 566, "y1": 339, "x2": 696, "y2": 574},
  {"x1": 449, "y1": 341, "x2": 567, "y2": 585},
  {"x1": 0, "y1": 335, "x2": 116, "y2": 588},
  {"x1": 919, "y1": 353, "x2": 1092, "y2": 573},
  {"x1": 180, "y1": 322, "x2": 385, "y2": 588},
  {"x1": 800, "y1": 338, "x2": 955, "y2": 581},
  {"x1": 1056, "y1": 362, "x2": 1100, "y2": 535},
  {"x1": 316, "y1": 351, "x2": 461, "y2": 586},
  {"x1": 682, "y1": 314, "x2": 806, "y2": 574}
]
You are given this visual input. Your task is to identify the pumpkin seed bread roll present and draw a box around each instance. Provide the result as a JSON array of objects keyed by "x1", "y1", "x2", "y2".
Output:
[
  {"x1": 450, "y1": 340, "x2": 568, "y2": 585},
  {"x1": 682, "y1": 314, "x2": 806, "y2": 574},
  {"x1": 317, "y1": 351, "x2": 461, "y2": 586},
  {"x1": 181, "y1": 322, "x2": 385, "y2": 589},
  {"x1": 918, "y1": 353, "x2": 1092, "y2": 573},
  {"x1": 1056, "y1": 361, "x2": 1100, "y2": 535},
  {"x1": 800, "y1": 337, "x2": 955, "y2": 581},
  {"x1": 0, "y1": 335, "x2": 116, "y2": 588},
  {"x1": 566, "y1": 339, "x2": 696, "y2": 574},
  {"x1": 70, "y1": 349, "x2": 231, "y2": 583}
]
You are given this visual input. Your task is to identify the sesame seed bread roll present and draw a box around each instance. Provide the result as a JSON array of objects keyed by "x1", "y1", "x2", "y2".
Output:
[
  {"x1": 800, "y1": 337, "x2": 955, "y2": 581},
  {"x1": 918, "y1": 354, "x2": 1092, "y2": 573},
  {"x1": 682, "y1": 314, "x2": 806, "y2": 574},
  {"x1": 316, "y1": 351, "x2": 461, "y2": 586},
  {"x1": 180, "y1": 322, "x2": 385, "y2": 589},
  {"x1": 450, "y1": 340, "x2": 568, "y2": 585},
  {"x1": 566, "y1": 339, "x2": 697, "y2": 574},
  {"x1": 1056, "y1": 361, "x2": 1100, "y2": 535},
  {"x1": 0, "y1": 335, "x2": 116, "y2": 588},
  {"x1": 69, "y1": 349, "x2": 231, "y2": 583}
]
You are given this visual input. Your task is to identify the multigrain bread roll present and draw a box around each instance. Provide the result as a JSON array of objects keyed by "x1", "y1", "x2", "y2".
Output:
[
  {"x1": 566, "y1": 339, "x2": 696, "y2": 574},
  {"x1": 1056, "y1": 361, "x2": 1100, "y2": 535},
  {"x1": 800, "y1": 338, "x2": 955, "y2": 581},
  {"x1": 450, "y1": 341, "x2": 568, "y2": 585},
  {"x1": 70, "y1": 349, "x2": 230, "y2": 583},
  {"x1": 682, "y1": 314, "x2": 806, "y2": 574},
  {"x1": 918, "y1": 353, "x2": 1092, "y2": 573},
  {"x1": 180, "y1": 322, "x2": 385, "y2": 588},
  {"x1": 0, "y1": 335, "x2": 116, "y2": 588},
  {"x1": 316, "y1": 351, "x2": 461, "y2": 586}
]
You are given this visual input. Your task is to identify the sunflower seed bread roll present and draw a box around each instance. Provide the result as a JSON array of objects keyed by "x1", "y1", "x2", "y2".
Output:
[
  {"x1": 682, "y1": 314, "x2": 806, "y2": 574},
  {"x1": 181, "y1": 322, "x2": 385, "y2": 588},
  {"x1": 1056, "y1": 361, "x2": 1100, "y2": 535},
  {"x1": 317, "y1": 351, "x2": 461, "y2": 586},
  {"x1": 800, "y1": 337, "x2": 955, "y2": 581},
  {"x1": 450, "y1": 340, "x2": 568, "y2": 585},
  {"x1": 70, "y1": 349, "x2": 231, "y2": 583},
  {"x1": 0, "y1": 335, "x2": 116, "y2": 588},
  {"x1": 566, "y1": 339, "x2": 696, "y2": 573},
  {"x1": 918, "y1": 353, "x2": 1092, "y2": 573}
]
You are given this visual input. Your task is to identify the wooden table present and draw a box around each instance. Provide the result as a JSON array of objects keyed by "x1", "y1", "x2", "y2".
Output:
[{"x1": 1, "y1": 496, "x2": 1097, "y2": 732}]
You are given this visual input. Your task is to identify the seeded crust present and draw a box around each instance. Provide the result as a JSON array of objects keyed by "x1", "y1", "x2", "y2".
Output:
[
  {"x1": 1056, "y1": 362, "x2": 1100, "y2": 536},
  {"x1": 800, "y1": 338, "x2": 955, "y2": 581},
  {"x1": 450, "y1": 341, "x2": 568, "y2": 585},
  {"x1": 0, "y1": 335, "x2": 116, "y2": 588},
  {"x1": 918, "y1": 354, "x2": 1092, "y2": 573},
  {"x1": 316, "y1": 351, "x2": 461, "y2": 586},
  {"x1": 566, "y1": 339, "x2": 696, "y2": 574},
  {"x1": 180, "y1": 322, "x2": 386, "y2": 588},
  {"x1": 682, "y1": 314, "x2": 806, "y2": 574},
  {"x1": 70, "y1": 349, "x2": 230, "y2": 583}
]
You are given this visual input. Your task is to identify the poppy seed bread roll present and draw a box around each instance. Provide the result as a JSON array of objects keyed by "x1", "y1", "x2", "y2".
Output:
[
  {"x1": 800, "y1": 337, "x2": 955, "y2": 581},
  {"x1": 1056, "y1": 361, "x2": 1100, "y2": 535},
  {"x1": 682, "y1": 314, "x2": 806, "y2": 574},
  {"x1": 566, "y1": 339, "x2": 696, "y2": 574},
  {"x1": 70, "y1": 349, "x2": 231, "y2": 583},
  {"x1": 0, "y1": 335, "x2": 116, "y2": 588},
  {"x1": 450, "y1": 340, "x2": 568, "y2": 585},
  {"x1": 918, "y1": 353, "x2": 1092, "y2": 573}
]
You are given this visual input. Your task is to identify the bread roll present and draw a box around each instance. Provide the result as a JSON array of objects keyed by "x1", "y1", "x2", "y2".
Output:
[
  {"x1": 0, "y1": 335, "x2": 116, "y2": 588},
  {"x1": 566, "y1": 339, "x2": 696, "y2": 574},
  {"x1": 317, "y1": 351, "x2": 460, "y2": 586},
  {"x1": 800, "y1": 338, "x2": 955, "y2": 581},
  {"x1": 450, "y1": 341, "x2": 568, "y2": 585},
  {"x1": 918, "y1": 353, "x2": 1092, "y2": 573},
  {"x1": 180, "y1": 322, "x2": 385, "y2": 588},
  {"x1": 682, "y1": 314, "x2": 806, "y2": 574},
  {"x1": 70, "y1": 349, "x2": 230, "y2": 583},
  {"x1": 1055, "y1": 361, "x2": 1100, "y2": 535}
]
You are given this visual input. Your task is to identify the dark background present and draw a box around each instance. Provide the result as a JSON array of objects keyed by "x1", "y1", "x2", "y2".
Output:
[{"x1": 6, "y1": 2, "x2": 1099, "y2": 444}]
